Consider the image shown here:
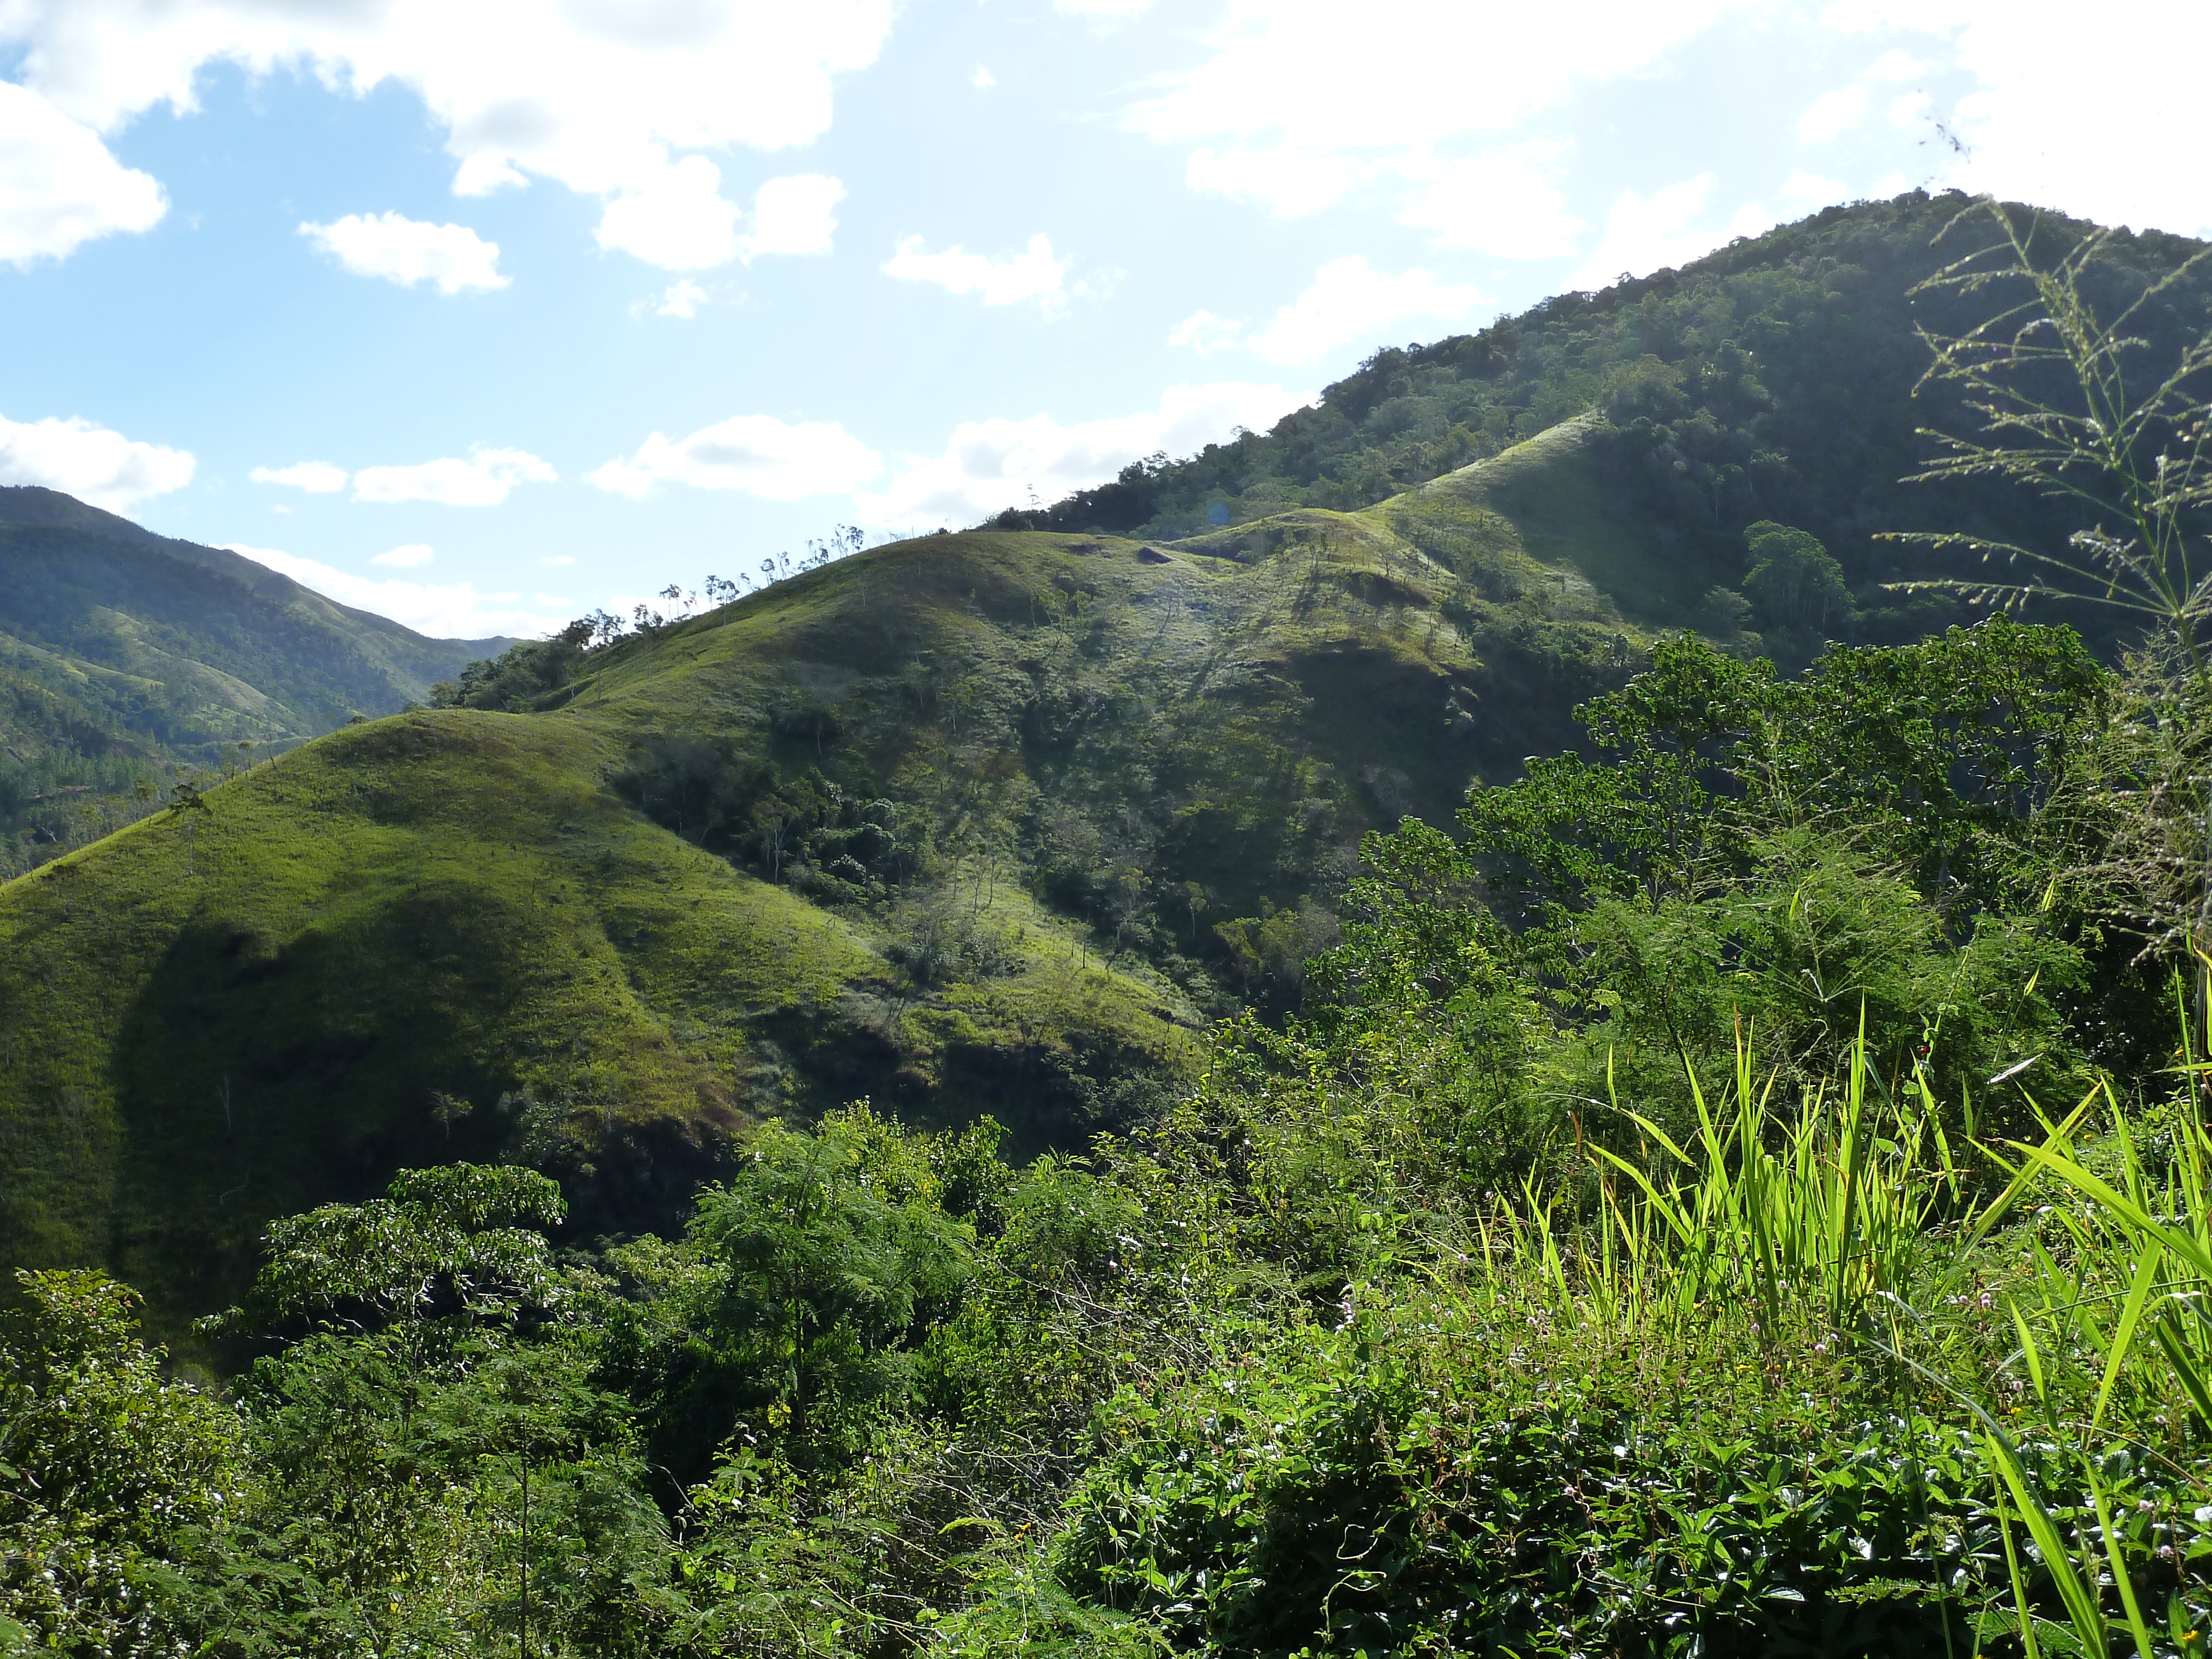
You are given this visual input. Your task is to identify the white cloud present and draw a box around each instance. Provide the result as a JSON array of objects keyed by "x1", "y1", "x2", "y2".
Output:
[
  {"x1": 646, "y1": 279, "x2": 709, "y2": 319},
  {"x1": 1244, "y1": 257, "x2": 1483, "y2": 367},
  {"x1": 300, "y1": 210, "x2": 508, "y2": 293},
  {"x1": 971, "y1": 65, "x2": 995, "y2": 90},
  {"x1": 1822, "y1": 0, "x2": 2212, "y2": 237},
  {"x1": 0, "y1": 410, "x2": 193, "y2": 511},
  {"x1": 1562, "y1": 175, "x2": 1772, "y2": 291},
  {"x1": 1185, "y1": 144, "x2": 1369, "y2": 218},
  {"x1": 1117, "y1": 0, "x2": 1751, "y2": 240},
  {"x1": 1865, "y1": 48, "x2": 1928, "y2": 80},
  {"x1": 0, "y1": 0, "x2": 894, "y2": 265},
  {"x1": 1057, "y1": 0, "x2": 1154, "y2": 13},
  {"x1": 352, "y1": 446, "x2": 557, "y2": 507},
  {"x1": 542, "y1": 554, "x2": 576, "y2": 566},
  {"x1": 884, "y1": 232, "x2": 1074, "y2": 312},
  {"x1": 595, "y1": 164, "x2": 841, "y2": 272},
  {"x1": 595, "y1": 152, "x2": 741, "y2": 269},
  {"x1": 1781, "y1": 169, "x2": 1850, "y2": 204},
  {"x1": 855, "y1": 381, "x2": 1312, "y2": 528},
  {"x1": 227, "y1": 543, "x2": 562, "y2": 639},
  {"x1": 1389, "y1": 143, "x2": 1581, "y2": 258},
  {"x1": 589, "y1": 414, "x2": 881, "y2": 500},
  {"x1": 372, "y1": 542, "x2": 435, "y2": 567},
  {"x1": 251, "y1": 460, "x2": 348, "y2": 493},
  {"x1": 741, "y1": 173, "x2": 843, "y2": 260},
  {"x1": 1169, "y1": 311, "x2": 1245, "y2": 354},
  {"x1": 1887, "y1": 90, "x2": 1932, "y2": 129},
  {"x1": 1797, "y1": 85, "x2": 1868, "y2": 143},
  {"x1": 0, "y1": 80, "x2": 164, "y2": 265}
]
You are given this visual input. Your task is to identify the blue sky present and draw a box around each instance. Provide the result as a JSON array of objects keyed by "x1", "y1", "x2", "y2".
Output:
[{"x1": 0, "y1": 0, "x2": 2203, "y2": 640}]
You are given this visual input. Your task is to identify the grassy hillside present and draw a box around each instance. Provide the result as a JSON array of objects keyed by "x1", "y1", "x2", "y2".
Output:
[
  {"x1": 0, "y1": 459, "x2": 1647, "y2": 1324},
  {"x1": 0, "y1": 491, "x2": 515, "y2": 885},
  {"x1": 8, "y1": 192, "x2": 2183, "y2": 1327},
  {"x1": 0, "y1": 486, "x2": 510, "y2": 877}
]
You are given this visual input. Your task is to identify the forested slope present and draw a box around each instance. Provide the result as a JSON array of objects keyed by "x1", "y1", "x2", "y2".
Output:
[
  {"x1": 1017, "y1": 189, "x2": 2210, "y2": 654},
  {"x1": 0, "y1": 487, "x2": 509, "y2": 875}
]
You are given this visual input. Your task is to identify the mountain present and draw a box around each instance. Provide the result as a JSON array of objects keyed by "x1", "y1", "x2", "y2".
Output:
[
  {"x1": 0, "y1": 486, "x2": 512, "y2": 875},
  {"x1": 1010, "y1": 190, "x2": 2210, "y2": 658},
  {"x1": 2, "y1": 190, "x2": 2200, "y2": 1329}
]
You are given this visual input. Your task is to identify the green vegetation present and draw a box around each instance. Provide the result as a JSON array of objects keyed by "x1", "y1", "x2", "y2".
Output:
[
  {"x1": 0, "y1": 485, "x2": 507, "y2": 877},
  {"x1": 7, "y1": 965, "x2": 2211, "y2": 1655},
  {"x1": 7, "y1": 191, "x2": 2212, "y2": 1655},
  {"x1": 1016, "y1": 191, "x2": 2211, "y2": 656},
  {"x1": 0, "y1": 469, "x2": 1667, "y2": 1323},
  {"x1": 9, "y1": 195, "x2": 2210, "y2": 1332}
]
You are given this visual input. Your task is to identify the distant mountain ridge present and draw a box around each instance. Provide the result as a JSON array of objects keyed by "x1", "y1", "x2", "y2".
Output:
[
  {"x1": 0, "y1": 486, "x2": 511, "y2": 872},
  {"x1": 0, "y1": 486, "x2": 511, "y2": 738}
]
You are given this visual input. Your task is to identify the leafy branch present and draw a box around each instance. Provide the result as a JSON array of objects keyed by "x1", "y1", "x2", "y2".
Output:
[{"x1": 1882, "y1": 196, "x2": 2212, "y2": 663}]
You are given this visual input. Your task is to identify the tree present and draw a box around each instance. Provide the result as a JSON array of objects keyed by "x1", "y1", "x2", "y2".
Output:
[
  {"x1": 166, "y1": 777, "x2": 211, "y2": 876},
  {"x1": 0, "y1": 1271, "x2": 243, "y2": 1654},
  {"x1": 210, "y1": 1162, "x2": 566, "y2": 1335},
  {"x1": 1742, "y1": 520, "x2": 1853, "y2": 633},
  {"x1": 632, "y1": 1114, "x2": 976, "y2": 1470}
]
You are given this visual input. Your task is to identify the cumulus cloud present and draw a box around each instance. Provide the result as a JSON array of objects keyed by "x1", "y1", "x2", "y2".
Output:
[
  {"x1": 1823, "y1": 0, "x2": 2212, "y2": 237},
  {"x1": 1389, "y1": 144, "x2": 1580, "y2": 258},
  {"x1": 0, "y1": 410, "x2": 194, "y2": 511},
  {"x1": 596, "y1": 164, "x2": 843, "y2": 270},
  {"x1": 1797, "y1": 85, "x2": 1868, "y2": 143},
  {"x1": 1184, "y1": 144, "x2": 1368, "y2": 219},
  {"x1": 251, "y1": 460, "x2": 348, "y2": 493},
  {"x1": 0, "y1": 80, "x2": 165, "y2": 265},
  {"x1": 588, "y1": 414, "x2": 881, "y2": 500},
  {"x1": 642, "y1": 279, "x2": 709, "y2": 319},
  {"x1": 1168, "y1": 311, "x2": 1245, "y2": 355},
  {"x1": 854, "y1": 381, "x2": 1312, "y2": 529},
  {"x1": 300, "y1": 211, "x2": 508, "y2": 293},
  {"x1": 372, "y1": 542, "x2": 434, "y2": 567},
  {"x1": 742, "y1": 173, "x2": 843, "y2": 260},
  {"x1": 1562, "y1": 175, "x2": 1773, "y2": 291},
  {"x1": 0, "y1": 0, "x2": 894, "y2": 267},
  {"x1": 595, "y1": 152, "x2": 742, "y2": 269},
  {"x1": 1115, "y1": 0, "x2": 1752, "y2": 242},
  {"x1": 227, "y1": 542, "x2": 563, "y2": 639},
  {"x1": 884, "y1": 232, "x2": 1075, "y2": 312},
  {"x1": 970, "y1": 65, "x2": 995, "y2": 89},
  {"x1": 352, "y1": 446, "x2": 557, "y2": 507},
  {"x1": 1241, "y1": 257, "x2": 1484, "y2": 367}
]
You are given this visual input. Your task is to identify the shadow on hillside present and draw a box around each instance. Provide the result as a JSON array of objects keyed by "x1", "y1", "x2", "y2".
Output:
[{"x1": 102, "y1": 884, "x2": 728, "y2": 1322}]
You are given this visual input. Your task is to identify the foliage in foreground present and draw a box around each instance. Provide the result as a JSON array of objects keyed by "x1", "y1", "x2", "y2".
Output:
[{"x1": 9, "y1": 976, "x2": 2212, "y2": 1657}]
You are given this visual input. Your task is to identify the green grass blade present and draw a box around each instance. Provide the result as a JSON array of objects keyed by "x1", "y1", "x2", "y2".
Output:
[
  {"x1": 1982, "y1": 1430, "x2": 2109, "y2": 1653},
  {"x1": 2093, "y1": 1233, "x2": 2164, "y2": 1432},
  {"x1": 2090, "y1": 1479, "x2": 2156, "y2": 1659}
]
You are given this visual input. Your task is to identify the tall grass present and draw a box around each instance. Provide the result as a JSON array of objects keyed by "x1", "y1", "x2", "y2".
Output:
[{"x1": 1477, "y1": 1004, "x2": 2212, "y2": 1656}]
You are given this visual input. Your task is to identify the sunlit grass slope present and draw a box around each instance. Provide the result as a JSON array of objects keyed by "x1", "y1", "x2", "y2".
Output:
[{"x1": 1, "y1": 456, "x2": 1665, "y2": 1323}]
